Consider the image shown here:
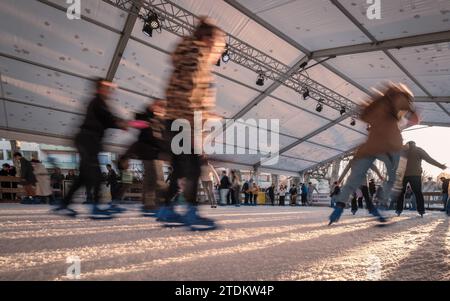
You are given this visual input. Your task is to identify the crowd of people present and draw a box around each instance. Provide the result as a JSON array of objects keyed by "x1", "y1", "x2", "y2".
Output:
[{"x1": 0, "y1": 17, "x2": 448, "y2": 232}]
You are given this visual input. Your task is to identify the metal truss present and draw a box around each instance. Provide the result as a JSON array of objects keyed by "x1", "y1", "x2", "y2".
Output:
[{"x1": 102, "y1": 0, "x2": 361, "y2": 117}]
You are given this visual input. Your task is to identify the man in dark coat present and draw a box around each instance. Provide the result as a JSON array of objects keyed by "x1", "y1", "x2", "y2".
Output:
[{"x1": 54, "y1": 79, "x2": 127, "y2": 217}]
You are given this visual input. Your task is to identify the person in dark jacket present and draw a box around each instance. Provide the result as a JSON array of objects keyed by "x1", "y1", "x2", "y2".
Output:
[
  {"x1": 395, "y1": 141, "x2": 446, "y2": 217},
  {"x1": 289, "y1": 184, "x2": 297, "y2": 206},
  {"x1": 120, "y1": 99, "x2": 168, "y2": 213},
  {"x1": 54, "y1": 79, "x2": 128, "y2": 217},
  {"x1": 219, "y1": 170, "x2": 231, "y2": 205},
  {"x1": 106, "y1": 164, "x2": 119, "y2": 201},
  {"x1": 1, "y1": 163, "x2": 15, "y2": 201},
  {"x1": 13, "y1": 152, "x2": 37, "y2": 203},
  {"x1": 300, "y1": 183, "x2": 308, "y2": 206},
  {"x1": 440, "y1": 177, "x2": 450, "y2": 215},
  {"x1": 267, "y1": 184, "x2": 275, "y2": 206},
  {"x1": 242, "y1": 180, "x2": 250, "y2": 205}
]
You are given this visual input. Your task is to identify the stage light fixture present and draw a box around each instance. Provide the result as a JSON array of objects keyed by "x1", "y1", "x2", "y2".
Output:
[
  {"x1": 256, "y1": 73, "x2": 265, "y2": 86},
  {"x1": 340, "y1": 106, "x2": 346, "y2": 115},
  {"x1": 142, "y1": 12, "x2": 160, "y2": 37},
  {"x1": 316, "y1": 103, "x2": 323, "y2": 112},
  {"x1": 302, "y1": 87, "x2": 310, "y2": 100},
  {"x1": 222, "y1": 44, "x2": 230, "y2": 63},
  {"x1": 350, "y1": 118, "x2": 356, "y2": 126}
]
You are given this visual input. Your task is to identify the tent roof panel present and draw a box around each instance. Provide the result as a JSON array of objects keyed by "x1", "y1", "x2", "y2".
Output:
[
  {"x1": 215, "y1": 77, "x2": 262, "y2": 118},
  {"x1": 270, "y1": 84, "x2": 342, "y2": 120},
  {"x1": 326, "y1": 51, "x2": 427, "y2": 96},
  {"x1": 305, "y1": 61, "x2": 370, "y2": 105},
  {"x1": 308, "y1": 123, "x2": 366, "y2": 150},
  {"x1": 268, "y1": 156, "x2": 313, "y2": 172},
  {"x1": 212, "y1": 121, "x2": 298, "y2": 154},
  {"x1": 0, "y1": 56, "x2": 91, "y2": 113},
  {"x1": 415, "y1": 102, "x2": 450, "y2": 123},
  {"x1": 237, "y1": 0, "x2": 371, "y2": 51},
  {"x1": 0, "y1": 0, "x2": 120, "y2": 78},
  {"x1": 47, "y1": 0, "x2": 128, "y2": 31},
  {"x1": 284, "y1": 142, "x2": 341, "y2": 163},
  {"x1": 114, "y1": 39, "x2": 171, "y2": 99},
  {"x1": 173, "y1": 0, "x2": 304, "y2": 66},
  {"x1": 4, "y1": 101, "x2": 81, "y2": 137},
  {"x1": 240, "y1": 96, "x2": 331, "y2": 138},
  {"x1": 338, "y1": 0, "x2": 450, "y2": 41},
  {"x1": 389, "y1": 42, "x2": 450, "y2": 96}
]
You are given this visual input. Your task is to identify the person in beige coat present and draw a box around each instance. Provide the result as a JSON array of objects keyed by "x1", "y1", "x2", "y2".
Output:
[
  {"x1": 31, "y1": 159, "x2": 52, "y2": 203},
  {"x1": 329, "y1": 83, "x2": 418, "y2": 225}
]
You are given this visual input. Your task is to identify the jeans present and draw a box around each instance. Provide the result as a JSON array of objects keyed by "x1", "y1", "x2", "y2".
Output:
[
  {"x1": 335, "y1": 153, "x2": 400, "y2": 207},
  {"x1": 396, "y1": 176, "x2": 426, "y2": 214},
  {"x1": 219, "y1": 189, "x2": 229, "y2": 205},
  {"x1": 443, "y1": 193, "x2": 449, "y2": 212}
]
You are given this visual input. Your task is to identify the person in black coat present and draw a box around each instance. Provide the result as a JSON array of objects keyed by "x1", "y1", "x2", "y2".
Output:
[
  {"x1": 55, "y1": 79, "x2": 128, "y2": 217},
  {"x1": 106, "y1": 164, "x2": 119, "y2": 201},
  {"x1": 13, "y1": 152, "x2": 37, "y2": 202},
  {"x1": 119, "y1": 100, "x2": 168, "y2": 212},
  {"x1": 0, "y1": 163, "x2": 16, "y2": 200}
]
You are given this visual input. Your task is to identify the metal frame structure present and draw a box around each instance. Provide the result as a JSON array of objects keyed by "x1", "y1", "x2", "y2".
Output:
[
  {"x1": 102, "y1": 0, "x2": 362, "y2": 117},
  {"x1": 2, "y1": 0, "x2": 449, "y2": 176},
  {"x1": 223, "y1": 0, "x2": 450, "y2": 175}
]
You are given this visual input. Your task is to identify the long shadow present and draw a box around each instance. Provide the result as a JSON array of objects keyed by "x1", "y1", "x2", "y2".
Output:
[
  {"x1": 77, "y1": 216, "x2": 423, "y2": 281},
  {"x1": 384, "y1": 217, "x2": 449, "y2": 280},
  {"x1": 0, "y1": 213, "x2": 332, "y2": 253},
  {"x1": 0, "y1": 216, "x2": 407, "y2": 280}
]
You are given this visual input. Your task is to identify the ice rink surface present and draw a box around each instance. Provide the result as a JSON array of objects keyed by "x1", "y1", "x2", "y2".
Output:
[{"x1": 0, "y1": 204, "x2": 449, "y2": 281}]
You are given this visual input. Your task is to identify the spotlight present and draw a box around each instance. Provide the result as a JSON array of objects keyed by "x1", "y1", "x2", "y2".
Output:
[
  {"x1": 256, "y1": 73, "x2": 265, "y2": 86},
  {"x1": 222, "y1": 51, "x2": 230, "y2": 63},
  {"x1": 216, "y1": 58, "x2": 221, "y2": 67},
  {"x1": 315, "y1": 103, "x2": 323, "y2": 112},
  {"x1": 350, "y1": 118, "x2": 356, "y2": 126},
  {"x1": 299, "y1": 61, "x2": 308, "y2": 69},
  {"x1": 340, "y1": 106, "x2": 346, "y2": 115},
  {"x1": 302, "y1": 87, "x2": 310, "y2": 100},
  {"x1": 142, "y1": 12, "x2": 160, "y2": 37},
  {"x1": 221, "y1": 44, "x2": 230, "y2": 63},
  {"x1": 142, "y1": 23, "x2": 153, "y2": 37}
]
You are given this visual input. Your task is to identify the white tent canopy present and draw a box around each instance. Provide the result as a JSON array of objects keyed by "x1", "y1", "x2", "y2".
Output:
[{"x1": 0, "y1": 0, "x2": 449, "y2": 174}]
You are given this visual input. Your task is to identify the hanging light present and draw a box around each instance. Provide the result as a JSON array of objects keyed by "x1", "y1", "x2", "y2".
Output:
[
  {"x1": 316, "y1": 98, "x2": 324, "y2": 112},
  {"x1": 256, "y1": 72, "x2": 265, "y2": 86},
  {"x1": 350, "y1": 118, "x2": 356, "y2": 126},
  {"x1": 340, "y1": 106, "x2": 346, "y2": 115},
  {"x1": 221, "y1": 44, "x2": 230, "y2": 63},
  {"x1": 315, "y1": 103, "x2": 323, "y2": 112},
  {"x1": 142, "y1": 11, "x2": 160, "y2": 37},
  {"x1": 302, "y1": 87, "x2": 310, "y2": 100}
]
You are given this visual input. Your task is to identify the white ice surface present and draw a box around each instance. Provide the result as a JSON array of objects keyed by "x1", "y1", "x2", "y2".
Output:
[{"x1": 0, "y1": 204, "x2": 448, "y2": 281}]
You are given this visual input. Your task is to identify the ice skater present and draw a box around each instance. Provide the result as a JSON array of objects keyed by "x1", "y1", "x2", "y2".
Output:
[
  {"x1": 395, "y1": 141, "x2": 446, "y2": 217},
  {"x1": 328, "y1": 83, "x2": 419, "y2": 225},
  {"x1": 119, "y1": 99, "x2": 169, "y2": 216},
  {"x1": 156, "y1": 17, "x2": 226, "y2": 230},
  {"x1": 53, "y1": 79, "x2": 128, "y2": 218}
]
